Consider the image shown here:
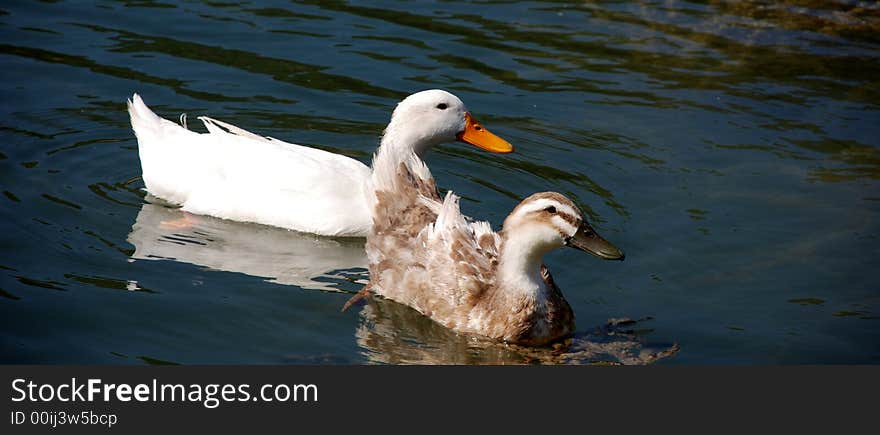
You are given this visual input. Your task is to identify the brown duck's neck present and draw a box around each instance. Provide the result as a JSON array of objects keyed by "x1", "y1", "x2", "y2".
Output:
[
  {"x1": 489, "y1": 236, "x2": 575, "y2": 344},
  {"x1": 496, "y1": 232, "x2": 551, "y2": 297}
]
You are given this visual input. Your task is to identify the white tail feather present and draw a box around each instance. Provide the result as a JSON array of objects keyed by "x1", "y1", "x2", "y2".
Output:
[
  {"x1": 127, "y1": 93, "x2": 164, "y2": 136},
  {"x1": 198, "y1": 116, "x2": 269, "y2": 141}
]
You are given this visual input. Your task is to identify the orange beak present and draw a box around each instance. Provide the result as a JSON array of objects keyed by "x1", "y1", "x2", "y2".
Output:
[{"x1": 456, "y1": 112, "x2": 514, "y2": 154}]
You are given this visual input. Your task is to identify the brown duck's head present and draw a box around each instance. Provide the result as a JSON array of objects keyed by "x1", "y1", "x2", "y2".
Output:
[{"x1": 502, "y1": 192, "x2": 624, "y2": 260}]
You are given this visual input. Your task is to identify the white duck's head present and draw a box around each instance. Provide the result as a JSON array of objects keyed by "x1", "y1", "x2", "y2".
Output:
[
  {"x1": 501, "y1": 192, "x2": 625, "y2": 268},
  {"x1": 382, "y1": 89, "x2": 513, "y2": 157}
]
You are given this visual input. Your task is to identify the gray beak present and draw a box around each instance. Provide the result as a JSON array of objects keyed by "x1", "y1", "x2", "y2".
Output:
[{"x1": 565, "y1": 222, "x2": 625, "y2": 261}]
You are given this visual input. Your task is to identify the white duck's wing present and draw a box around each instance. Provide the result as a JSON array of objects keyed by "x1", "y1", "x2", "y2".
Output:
[
  {"x1": 177, "y1": 125, "x2": 372, "y2": 237},
  {"x1": 128, "y1": 94, "x2": 373, "y2": 237}
]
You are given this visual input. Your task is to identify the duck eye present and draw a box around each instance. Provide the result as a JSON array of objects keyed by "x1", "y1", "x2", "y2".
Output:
[
  {"x1": 545, "y1": 206, "x2": 557, "y2": 214},
  {"x1": 436, "y1": 103, "x2": 448, "y2": 110}
]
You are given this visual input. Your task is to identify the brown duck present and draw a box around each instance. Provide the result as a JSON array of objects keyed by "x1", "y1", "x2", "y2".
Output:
[{"x1": 348, "y1": 146, "x2": 624, "y2": 346}]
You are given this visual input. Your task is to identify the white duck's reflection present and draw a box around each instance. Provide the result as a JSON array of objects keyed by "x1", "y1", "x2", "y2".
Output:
[
  {"x1": 354, "y1": 297, "x2": 679, "y2": 365},
  {"x1": 127, "y1": 200, "x2": 368, "y2": 292}
]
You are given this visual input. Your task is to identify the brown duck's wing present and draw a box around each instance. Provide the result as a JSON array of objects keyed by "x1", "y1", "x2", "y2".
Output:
[
  {"x1": 367, "y1": 158, "x2": 501, "y2": 324},
  {"x1": 421, "y1": 193, "x2": 501, "y2": 309},
  {"x1": 366, "y1": 160, "x2": 442, "y2": 302},
  {"x1": 541, "y1": 264, "x2": 561, "y2": 295},
  {"x1": 540, "y1": 263, "x2": 575, "y2": 333},
  {"x1": 371, "y1": 161, "x2": 440, "y2": 235}
]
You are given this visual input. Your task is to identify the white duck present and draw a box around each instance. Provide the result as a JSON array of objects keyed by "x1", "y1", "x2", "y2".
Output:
[
  {"x1": 350, "y1": 154, "x2": 625, "y2": 346},
  {"x1": 127, "y1": 90, "x2": 512, "y2": 237}
]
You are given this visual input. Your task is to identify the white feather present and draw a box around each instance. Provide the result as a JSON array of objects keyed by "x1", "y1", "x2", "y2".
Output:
[{"x1": 128, "y1": 90, "x2": 473, "y2": 237}]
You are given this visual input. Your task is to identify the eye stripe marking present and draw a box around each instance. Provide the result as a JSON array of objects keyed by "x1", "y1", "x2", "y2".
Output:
[
  {"x1": 551, "y1": 215, "x2": 578, "y2": 235},
  {"x1": 516, "y1": 199, "x2": 578, "y2": 218}
]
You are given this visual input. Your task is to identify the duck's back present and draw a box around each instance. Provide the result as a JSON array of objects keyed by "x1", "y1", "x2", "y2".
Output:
[
  {"x1": 367, "y1": 159, "x2": 501, "y2": 330},
  {"x1": 128, "y1": 94, "x2": 372, "y2": 237}
]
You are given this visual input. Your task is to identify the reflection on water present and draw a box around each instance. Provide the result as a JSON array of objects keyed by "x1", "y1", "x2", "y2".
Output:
[
  {"x1": 354, "y1": 297, "x2": 678, "y2": 365},
  {"x1": 128, "y1": 198, "x2": 679, "y2": 364},
  {"x1": 127, "y1": 199, "x2": 367, "y2": 292},
  {"x1": 709, "y1": 0, "x2": 880, "y2": 43}
]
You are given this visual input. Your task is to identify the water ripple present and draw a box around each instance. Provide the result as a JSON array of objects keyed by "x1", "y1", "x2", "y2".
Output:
[{"x1": 0, "y1": 0, "x2": 877, "y2": 364}]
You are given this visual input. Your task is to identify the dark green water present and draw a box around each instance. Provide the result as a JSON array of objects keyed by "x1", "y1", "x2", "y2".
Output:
[{"x1": 1, "y1": 1, "x2": 878, "y2": 364}]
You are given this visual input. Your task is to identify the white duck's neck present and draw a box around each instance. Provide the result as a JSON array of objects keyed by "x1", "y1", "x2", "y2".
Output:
[
  {"x1": 370, "y1": 125, "x2": 435, "y2": 195},
  {"x1": 373, "y1": 131, "x2": 420, "y2": 174},
  {"x1": 380, "y1": 122, "x2": 434, "y2": 159}
]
